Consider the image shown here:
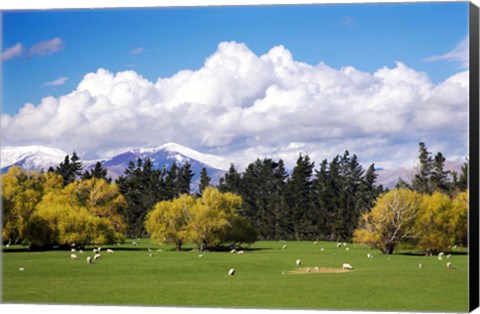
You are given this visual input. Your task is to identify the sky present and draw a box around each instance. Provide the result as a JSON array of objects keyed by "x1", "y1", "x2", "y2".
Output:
[{"x1": 0, "y1": 1, "x2": 471, "y2": 170}]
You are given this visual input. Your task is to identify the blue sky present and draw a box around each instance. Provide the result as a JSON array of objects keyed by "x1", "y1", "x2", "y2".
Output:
[
  {"x1": 2, "y1": 2, "x2": 469, "y2": 115},
  {"x1": 0, "y1": 2, "x2": 471, "y2": 169}
]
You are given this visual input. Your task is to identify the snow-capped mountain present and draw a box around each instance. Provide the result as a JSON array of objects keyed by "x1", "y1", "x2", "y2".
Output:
[
  {"x1": 1, "y1": 143, "x2": 229, "y2": 192},
  {"x1": 1, "y1": 145, "x2": 67, "y2": 172}
]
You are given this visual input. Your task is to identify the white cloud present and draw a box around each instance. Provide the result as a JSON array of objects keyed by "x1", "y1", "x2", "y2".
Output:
[
  {"x1": 130, "y1": 47, "x2": 144, "y2": 55},
  {"x1": 43, "y1": 77, "x2": 68, "y2": 86},
  {"x1": 1, "y1": 43, "x2": 24, "y2": 61},
  {"x1": 424, "y1": 36, "x2": 469, "y2": 69},
  {"x1": 1, "y1": 41, "x2": 469, "y2": 169},
  {"x1": 28, "y1": 37, "x2": 64, "y2": 58}
]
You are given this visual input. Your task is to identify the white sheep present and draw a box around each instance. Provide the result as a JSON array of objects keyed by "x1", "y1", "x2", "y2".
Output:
[
  {"x1": 237, "y1": 250, "x2": 244, "y2": 255},
  {"x1": 418, "y1": 263, "x2": 423, "y2": 268},
  {"x1": 19, "y1": 267, "x2": 25, "y2": 271},
  {"x1": 296, "y1": 259, "x2": 301, "y2": 266},
  {"x1": 71, "y1": 248, "x2": 76, "y2": 253},
  {"x1": 93, "y1": 248, "x2": 98, "y2": 254},
  {"x1": 320, "y1": 248, "x2": 325, "y2": 251},
  {"x1": 198, "y1": 254, "x2": 203, "y2": 258},
  {"x1": 282, "y1": 245, "x2": 287, "y2": 249},
  {"x1": 86, "y1": 256, "x2": 92, "y2": 264},
  {"x1": 70, "y1": 253, "x2": 78, "y2": 260},
  {"x1": 367, "y1": 253, "x2": 373, "y2": 259},
  {"x1": 313, "y1": 241, "x2": 318, "y2": 245},
  {"x1": 106, "y1": 249, "x2": 114, "y2": 254},
  {"x1": 306, "y1": 267, "x2": 311, "y2": 273},
  {"x1": 228, "y1": 268, "x2": 235, "y2": 276},
  {"x1": 447, "y1": 262, "x2": 453, "y2": 269},
  {"x1": 336, "y1": 243, "x2": 342, "y2": 248},
  {"x1": 148, "y1": 248, "x2": 152, "y2": 252},
  {"x1": 132, "y1": 241, "x2": 138, "y2": 246},
  {"x1": 230, "y1": 249, "x2": 236, "y2": 254},
  {"x1": 97, "y1": 247, "x2": 102, "y2": 252},
  {"x1": 447, "y1": 254, "x2": 451, "y2": 259},
  {"x1": 342, "y1": 242, "x2": 347, "y2": 247},
  {"x1": 438, "y1": 255, "x2": 443, "y2": 261},
  {"x1": 438, "y1": 252, "x2": 445, "y2": 257},
  {"x1": 94, "y1": 253, "x2": 101, "y2": 260},
  {"x1": 149, "y1": 253, "x2": 153, "y2": 258},
  {"x1": 346, "y1": 247, "x2": 350, "y2": 251},
  {"x1": 314, "y1": 266, "x2": 319, "y2": 272},
  {"x1": 342, "y1": 263, "x2": 353, "y2": 270},
  {"x1": 79, "y1": 250, "x2": 84, "y2": 254}
]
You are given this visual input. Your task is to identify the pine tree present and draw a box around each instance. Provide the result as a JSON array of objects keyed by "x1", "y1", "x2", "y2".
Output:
[
  {"x1": 458, "y1": 157, "x2": 468, "y2": 191},
  {"x1": 412, "y1": 142, "x2": 433, "y2": 194},
  {"x1": 82, "y1": 161, "x2": 111, "y2": 183},
  {"x1": 431, "y1": 152, "x2": 449, "y2": 193},
  {"x1": 164, "y1": 162, "x2": 178, "y2": 200},
  {"x1": 198, "y1": 168, "x2": 211, "y2": 196},
  {"x1": 175, "y1": 162, "x2": 194, "y2": 196},
  {"x1": 218, "y1": 164, "x2": 242, "y2": 194},
  {"x1": 55, "y1": 152, "x2": 83, "y2": 186}
]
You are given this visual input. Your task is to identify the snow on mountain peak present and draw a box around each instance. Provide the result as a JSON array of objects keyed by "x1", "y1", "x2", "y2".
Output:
[
  {"x1": 137, "y1": 142, "x2": 230, "y2": 171},
  {"x1": 1, "y1": 145, "x2": 67, "y2": 170}
]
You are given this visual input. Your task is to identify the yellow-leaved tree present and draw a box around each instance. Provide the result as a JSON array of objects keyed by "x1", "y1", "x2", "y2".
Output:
[
  {"x1": 1, "y1": 167, "x2": 63, "y2": 244},
  {"x1": 145, "y1": 194, "x2": 195, "y2": 251},
  {"x1": 353, "y1": 188, "x2": 422, "y2": 254},
  {"x1": 414, "y1": 192, "x2": 454, "y2": 254},
  {"x1": 28, "y1": 178, "x2": 126, "y2": 248}
]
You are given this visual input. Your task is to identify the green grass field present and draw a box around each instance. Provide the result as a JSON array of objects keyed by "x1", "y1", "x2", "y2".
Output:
[{"x1": 1, "y1": 240, "x2": 469, "y2": 312}]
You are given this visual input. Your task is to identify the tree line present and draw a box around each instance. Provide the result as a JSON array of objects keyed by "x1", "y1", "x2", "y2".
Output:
[{"x1": 1, "y1": 142, "x2": 468, "y2": 254}]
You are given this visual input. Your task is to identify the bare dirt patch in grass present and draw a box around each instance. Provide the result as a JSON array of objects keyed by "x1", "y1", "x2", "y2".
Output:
[{"x1": 288, "y1": 267, "x2": 350, "y2": 274}]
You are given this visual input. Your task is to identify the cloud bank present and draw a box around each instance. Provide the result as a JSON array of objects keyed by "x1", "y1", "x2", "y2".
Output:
[{"x1": 1, "y1": 41, "x2": 469, "y2": 169}]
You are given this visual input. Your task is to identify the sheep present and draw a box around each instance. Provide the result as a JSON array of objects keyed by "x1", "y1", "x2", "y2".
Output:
[
  {"x1": 70, "y1": 253, "x2": 78, "y2": 260},
  {"x1": 342, "y1": 263, "x2": 353, "y2": 270},
  {"x1": 346, "y1": 247, "x2": 350, "y2": 251},
  {"x1": 148, "y1": 248, "x2": 152, "y2": 252},
  {"x1": 71, "y1": 248, "x2": 76, "y2": 253},
  {"x1": 438, "y1": 255, "x2": 443, "y2": 261},
  {"x1": 367, "y1": 253, "x2": 373, "y2": 259},
  {"x1": 447, "y1": 254, "x2": 451, "y2": 259},
  {"x1": 79, "y1": 250, "x2": 84, "y2": 254},
  {"x1": 97, "y1": 247, "x2": 102, "y2": 252},
  {"x1": 314, "y1": 266, "x2": 319, "y2": 272},
  {"x1": 336, "y1": 243, "x2": 342, "y2": 248},
  {"x1": 149, "y1": 253, "x2": 153, "y2": 258},
  {"x1": 438, "y1": 252, "x2": 445, "y2": 257},
  {"x1": 93, "y1": 248, "x2": 98, "y2": 254},
  {"x1": 343, "y1": 242, "x2": 347, "y2": 247},
  {"x1": 447, "y1": 262, "x2": 453, "y2": 269},
  {"x1": 306, "y1": 267, "x2": 311, "y2": 273},
  {"x1": 237, "y1": 250, "x2": 244, "y2": 255},
  {"x1": 94, "y1": 253, "x2": 101, "y2": 260},
  {"x1": 132, "y1": 241, "x2": 138, "y2": 246},
  {"x1": 228, "y1": 268, "x2": 235, "y2": 276},
  {"x1": 198, "y1": 254, "x2": 203, "y2": 258},
  {"x1": 282, "y1": 245, "x2": 287, "y2": 249},
  {"x1": 86, "y1": 256, "x2": 92, "y2": 264},
  {"x1": 230, "y1": 249, "x2": 236, "y2": 254},
  {"x1": 320, "y1": 248, "x2": 325, "y2": 251},
  {"x1": 157, "y1": 249, "x2": 163, "y2": 252},
  {"x1": 19, "y1": 267, "x2": 25, "y2": 271},
  {"x1": 418, "y1": 263, "x2": 423, "y2": 268},
  {"x1": 296, "y1": 259, "x2": 301, "y2": 266},
  {"x1": 313, "y1": 241, "x2": 318, "y2": 245},
  {"x1": 106, "y1": 249, "x2": 114, "y2": 254}
]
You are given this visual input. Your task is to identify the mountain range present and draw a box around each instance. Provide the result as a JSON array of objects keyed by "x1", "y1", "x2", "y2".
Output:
[{"x1": 0, "y1": 144, "x2": 463, "y2": 189}]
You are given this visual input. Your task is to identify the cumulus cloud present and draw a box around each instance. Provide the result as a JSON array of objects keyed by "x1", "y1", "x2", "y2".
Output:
[
  {"x1": 43, "y1": 77, "x2": 68, "y2": 86},
  {"x1": 424, "y1": 36, "x2": 469, "y2": 69},
  {"x1": 1, "y1": 41, "x2": 469, "y2": 169},
  {"x1": 28, "y1": 37, "x2": 64, "y2": 58},
  {"x1": 1, "y1": 43, "x2": 24, "y2": 61}
]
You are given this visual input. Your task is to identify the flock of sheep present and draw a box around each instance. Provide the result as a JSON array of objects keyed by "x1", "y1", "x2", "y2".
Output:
[{"x1": 62, "y1": 240, "x2": 457, "y2": 276}]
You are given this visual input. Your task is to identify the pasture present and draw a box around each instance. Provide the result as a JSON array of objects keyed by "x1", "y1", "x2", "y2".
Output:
[{"x1": 1, "y1": 240, "x2": 468, "y2": 312}]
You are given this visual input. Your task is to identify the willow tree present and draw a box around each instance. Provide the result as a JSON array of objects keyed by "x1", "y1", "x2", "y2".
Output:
[{"x1": 353, "y1": 188, "x2": 422, "y2": 254}]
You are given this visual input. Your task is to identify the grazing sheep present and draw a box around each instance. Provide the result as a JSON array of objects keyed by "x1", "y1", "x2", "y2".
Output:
[
  {"x1": 296, "y1": 259, "x2": 301, "y2": 266},
  {"x1": 438, "y1": 252, "x2": 444, "y2": 257},
  {"x1": 107, "y1": 249, "x2": 114, "y2": 254},
  {"x1": 314, "y1": 266, "x2": 319, "y2": 272},
  {"x1": 418, "y1": 263, "x2": 423, "y2": 268},
  {"x1": 282, "y1": 245, "x2": 287, "y2": 249},
  {"x1": 438, "y1": 255, "x2": 443, "y2": 261},
  {"x1": 306, "y1": 267, "x2": 311, "y2": 273},
  {"x1": 149, "y1": 253, "x2": 153, "y2": 258},
  {"x1": 71, "y1": 254, "x2": 78, "y2": 260},
  {"x1": 228, "y1": 268, "x2": 235, "y2": 276},
  {"x1": 157, "y1": 249, "x2": 162, "y2": 252},
  {"x1": 342, "y1": 242, "x2": 347, "y2": 247},
  {"x1": 86, "y1": 256, "x2": 92, "y2": 264},
  {"x1": 237, "y1": 250, "x2": 244, "y2": 255},
  {"x1": 94, "y1": 253, "x2": 101, "y2": 260},
  {"x1": 230, "y1": 249, "x2": 236, "y2": 254},
  {"x1": 19, "y1": 267, "x2": 25, "y2": 271},
  {"x1": 320, "y1": 248, "x2": 325, "y2": 251},
  {"x1": 97, "y1": 247, "x2": 102, "y2": 252},
  {"x1": 447, "y1": 262, "x2": 453, "y2": 269},
  {"x1": 447, "y1": 254, "x2": 451, "y2": 259},
  {"x1": 71, "y1": 248, "x2": 76, "y2": 253},
  {"x1": 342, "y1": 263, "x2": 353, "y2": 270},
  {"x1": 452, "y1": 245, "x2": 457, "y2": 250},
  {"x1": 367, "y1": 253, "x2": 373, "y2": 259},
  {"x1": 198, "y1": 254, "x2": 203, "y2": 258},
  {"x1": 148, "y1": 248, "x2": 152, "y2": 252},
  {"x1": 132, "y1": 241, "x2": 138, "y2": 246},
  {"x1": 93, "y1": 248, "x2": 98, "y2": 254},
  {"x1": 346, "y1": 247, "x2": 350, "y2": 251},
  {"x1": 313, "y1": 241, "x2": 318, "y2": 245},
  {"x1": 336, "y1": 243, "x2": 342, "y2": 248}
]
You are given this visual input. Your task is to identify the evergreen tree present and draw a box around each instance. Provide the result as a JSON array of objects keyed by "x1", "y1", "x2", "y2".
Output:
[
  {"x1": 412, "y1": 142, "x2": 433, "y2": 194},
  {"x1": 82, "y1": 161, "x2": 111, "y2": 183},
  {"x1": 284, "y1": 154, "x2": 314, "y2": 240},
  {"x1": 458, "y1": 157, "x2": 468, "y2": 191},
  {"x1": 198, "y1": 167, "x2": 211, "y2": 196},
  {"x1": 175, "y1": 162, "x2": 194, "y2": 196},
  {"x1": 55, "y1": 152, "x2": 83, "y2": 186},
  {"x1": 164, "y1": 162, "x2": 179, "y2": 200},
  {"x1": 218, "y1": 164, "x2": 242, "y2": 194},
  {"x1": 431, "y1": 152, "x2": 449, "y2": 193}
]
